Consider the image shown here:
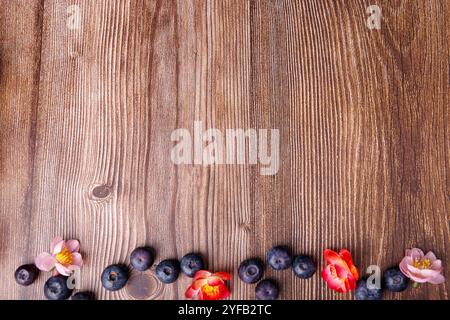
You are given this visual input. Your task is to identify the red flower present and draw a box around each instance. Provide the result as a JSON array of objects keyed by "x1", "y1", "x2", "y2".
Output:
[
  {"x1": 321, "y1": 249, "x2": 359, "y2": 293},
  {"x1": 185, "y1": 270, "x2": 231, "y2": 300}
]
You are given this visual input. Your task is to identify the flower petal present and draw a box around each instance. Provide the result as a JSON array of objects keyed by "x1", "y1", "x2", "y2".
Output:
[
  {"x1": 338, "y1": 249, "x2": 354, "y2": 266},
  {"x1": 207, "y1": 276, "x2": 225, "y2": 286},
  {"x1": 333, "y1": 262, "x2": 350, "y2": 279},
  {"x1": 339, "y1": 249, "x2": 359, "y2": 280},
  {"x1": 217, "y1": 285, "x2": 231, "y2": 300},
  {"x1": 424, "y1": 251, "x2": 437, "y2": 262},
  {"x1": 410, "y1": 248, "x2": 424, "y2": 260},
  {"x1": 344, "y1": 276, "x2": 357, "y2": 291},
  {"x1": 428, "y1": 273, "x2": 445, "y2": 285},
  {"x1": 35, "y1": 252, "x2": 56, "y2": 272},
  {"x1": 213, "y1": 272, "x2": 231, "y2": 281},
  {"x1": 404, "y1": 264, "x2": 443, "y2": 283},
  {"x1": 71, "y1": 252, "x2": 83, "y2": 267},
  {"x1": 412, "y1": 268, "x2": 442, "y2": 278},
  {"x1": 192, "y1": 279, "x2": 208, "y2": 290},
  {"x1": 50, "y1": 236, "x2": 64, "y2": 252},
  {"x1": 405, "y1": 264, "x2": 427, "y2": 276},
  {"x1": 194, "y1": 270, "x2": 211, "y2": 280},
  {"x1": 323, "y1": 249, "x2": 355, "y2": 280},
  {"x1": 324, "y1": 249, "x2": 342, "y2": 265},
  {"x1": 406, "y1": 263, "x2": 429, "y2": 276},
  {"x1": 52, "y1": 240, "x2": 65, "y2": 255},
  {"x1": 404, "y1": 273, "x2": 428, "y2": 283},
  {"x1": 399, "y1": 257, "x2": 412, "y2": 277},
  {"x1": 55, "y1": 263, "x2": 72, "y2": 276},
  {"x1": 65, "y1": 240, "x2": 80, "y2": 253},
  {"x1": 430, "y1": 259, "x2": 443, "y2": 271},
  {"x1": 322, "y1": 264, "x2": 346, "y2": 293},
  {"x1": 185, "y1": 286, "x2": 199, "y2": 299}
]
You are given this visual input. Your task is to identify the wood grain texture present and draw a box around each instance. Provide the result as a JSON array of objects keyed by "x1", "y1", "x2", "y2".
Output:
[{"x1": 0, "y1": 0, "x2": 448, "y2": 300}]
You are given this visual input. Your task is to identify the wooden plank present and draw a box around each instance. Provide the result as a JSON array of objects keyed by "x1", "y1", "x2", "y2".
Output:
[
  {"x1": 0, "y1": 0, "x2": 448, "y2": 300},
  {"x1": 0, "y1": 0, "x2": 44, "y2": 300}
]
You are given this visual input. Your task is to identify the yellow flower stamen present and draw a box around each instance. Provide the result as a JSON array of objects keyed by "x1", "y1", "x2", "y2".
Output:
[
  {"x1": 202, "y1": 284, "x2": 219, "y2": 297},
  {"x1": 55, "y1": 247, "x2": 73, "y2": 265},
  {"x1": 413, "y1": 258, "x2": 431, "y2": 269}
]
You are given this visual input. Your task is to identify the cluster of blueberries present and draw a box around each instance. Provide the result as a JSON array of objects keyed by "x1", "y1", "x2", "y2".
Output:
[
  {"x1": 239, "y1": 246, "x2": 316, "y2": 300},
  {"x1": 14, "y1": 244, "x2": 409, "y2": 300},
  {"x1": 101, "y1": 245, "x2": 318, "y2": 300},
  {"x1": 14, "y1": 264, "x2": 93, "y2": 300},
  {"x1": 13, "y1": 247, "x2": 205, "y2": 300},
  {"x1": 239, "y1": 246, "x2": 411, "y2": 301},
  {"x1": 101, "y1": 247, "x2": 204, "y2": 291},
  {"x1": 356, "y1": 267, "x2": 410, "y2": 300}
]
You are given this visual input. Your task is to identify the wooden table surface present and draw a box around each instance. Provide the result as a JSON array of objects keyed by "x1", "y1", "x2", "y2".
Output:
[{"x1": 0, "y1": 0, "x2": 448, "y2": 300}]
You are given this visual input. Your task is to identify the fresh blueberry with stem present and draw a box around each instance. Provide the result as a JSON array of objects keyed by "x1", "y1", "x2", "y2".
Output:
[
  {"x1": 156, "y1": 259, "x2": 180, "y2": 284},
  {"x1": 180, "y1": 253, "x2": 204, "y2": 278},
  {"x1": 238, "y1": 258, "x2": 264, "y2": 284},
  {"x1": 292, "y1": 255, "x2": 316, "y2": 279},
  {"x1": 130, "y1": 247, "x2": 155, "y2": 272},
  {"x1": 44, "y1": 275, "x2": 73, "y2": 300},
  {"x1": 101, "y1": 264, "x2": 129, "y2": 291},
  {"x1": 267, "y1": 246, "x2": 292, "y2": 270}
]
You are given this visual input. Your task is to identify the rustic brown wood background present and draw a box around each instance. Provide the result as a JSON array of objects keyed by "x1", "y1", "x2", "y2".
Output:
[{"x1": 0, "y1": 0, "x2": 448, "y2": 300}]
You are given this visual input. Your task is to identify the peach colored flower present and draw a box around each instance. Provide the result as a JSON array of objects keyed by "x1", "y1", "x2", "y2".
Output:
[
  {"x1": 399, "y1": 248, "x2": 445, "y2": 285},
  {"x1": 185, "y1": 270, "x2": 231, "y2": 300},
  {"x1": 35, "y1": 236, "x2": 83, "y2": 276},
  {"x1": 322, "y1": 249, "x2": 360, "y2": 293}
]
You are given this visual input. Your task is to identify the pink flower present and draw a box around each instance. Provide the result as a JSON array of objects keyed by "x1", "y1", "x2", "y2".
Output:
[
  {"x1": 399, "y1": 248, "x2": 445, "y2": 285},
  {"x1": 35, "y1": 236, "x2": 83, "y2": 276}
]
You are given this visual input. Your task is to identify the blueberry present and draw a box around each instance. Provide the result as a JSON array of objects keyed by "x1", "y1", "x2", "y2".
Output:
[
  {"x1": 180, "y1": 253, "x2": 204, "y2": 277},
  {"x1": 267, "y1": 246, "x2": 292, "y2": 270},
  {"x1": 355, "y1": 278, "x2": 382, "y2": 300},
  {"x1": 44, "y1": 275, "x2": 73, "y2": 300},
  {"x1": 383, "y1": 267, "x2": 409, "y2": 292},
  {"x1": 156, "y1": 259, "x2": 180, "y2": 284},
  {"x1": 101, "y1": 264, "x2": 129, "y2": 291},
  {"x1": 14, "y1": 264, "x2": 39, "y2": 286},
  {"x1": 292, "y1": 255, "x2": 316, "y2": 279},
  {"x1": 130, "y1": 247, "x2": 154, "y2": 272},
  {"x1": 71, "y1": 291, "x2": 95, "y2": 300},
  {"x1": 255, "y1": 279, "x2": 279, "y2": 300},
  {"x1": 238, "y1": 258, "x2": 264, "y2": 284}
]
